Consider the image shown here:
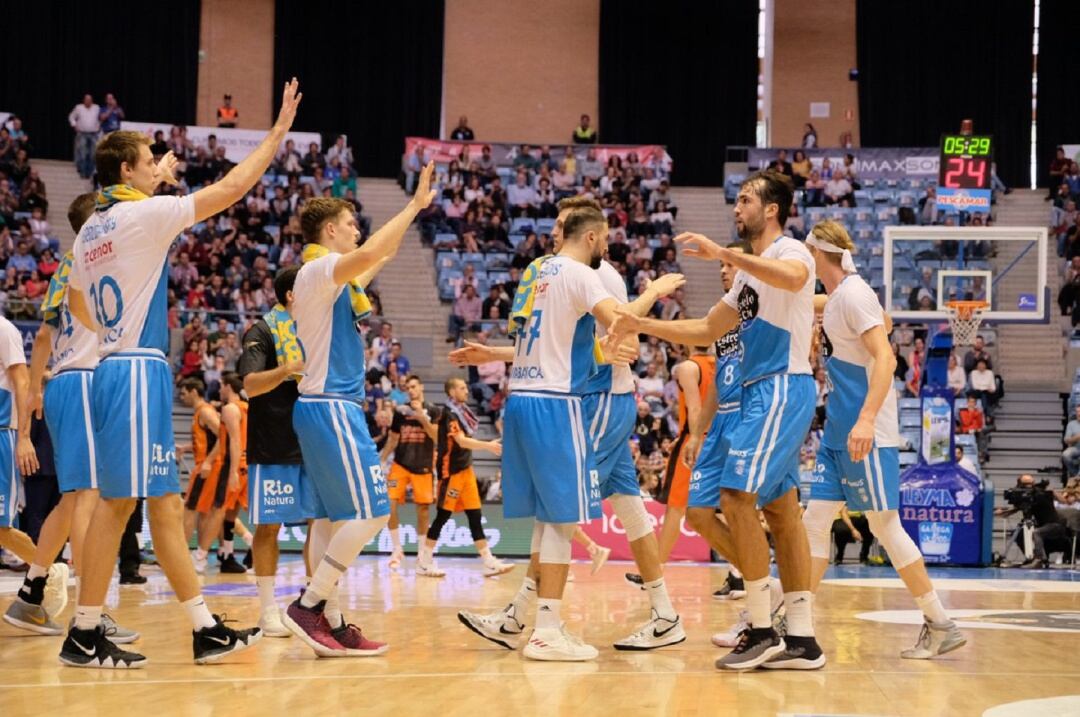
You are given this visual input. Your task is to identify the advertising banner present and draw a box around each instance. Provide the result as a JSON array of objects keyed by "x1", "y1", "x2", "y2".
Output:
[
  {"x1": 404, "y1": 137, "x2": 672, "y2": 172},
  {"x1": 746, "y1": 147, "x2": 939, "y2": 181},
  {"x1": 936, "y1": 187, "x2": 992, "y2": 214},
  {"x1": 571, "y1": 498, "x2": 712, "y2": 562},
  {"x1": 122, "y1": 121, "x2": 322, "y2": 164}
]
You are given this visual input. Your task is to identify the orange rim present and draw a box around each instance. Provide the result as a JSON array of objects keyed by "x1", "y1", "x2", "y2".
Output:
[{"x1": 945, "y1": 300, "x2": 989, "y2": 320}]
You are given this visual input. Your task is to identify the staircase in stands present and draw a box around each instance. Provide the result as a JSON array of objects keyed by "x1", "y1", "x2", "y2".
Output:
[{"x1": 34, "y1": 159, "x2": 91, "y2": 254}]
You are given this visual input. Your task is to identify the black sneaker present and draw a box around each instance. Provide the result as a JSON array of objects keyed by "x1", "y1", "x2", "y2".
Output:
[
  {"x1": 713, "y1": 573, "x2": 746, "y2": 600},
  {"x1": 715, "y1": 627, "x2": 785, "y2": 671},
  {"x1": 219, "y1": 554, "x2": 247, "y2": 574},
  {"x1": 119, "y1": 573, "x2": 148, "y2": 585},
  {"x1": 624, "y1": 573, "x2": 645, "y2": 591},
  {"x1": 17, "y1": 575, "x2": 45, "y2": 604},
  {"x1": 193, "y1": 614, "x2": 262, "y2": 664},
  {"x1": 761, "y1": 634, "x2": 826, "y2": 670},
  {"x1": 59, "y1": 625, "x2": 147, "y2": 669},
  {"x1": 243, "y1": 549, "x2": 253, "y2": 570}
]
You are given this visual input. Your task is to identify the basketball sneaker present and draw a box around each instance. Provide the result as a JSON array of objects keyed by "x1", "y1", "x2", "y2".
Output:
[
  {"x1": 482, "y1": 558, "x2": 514, "y2": 577},
  {"x1": 712, "y1": 594, "x2": 786, "y2": 648},
  {"x1": 523, "y1": 626, "x2": 598, "y2": 661},
  {"x1": 330, "y1": 622, "x2": 389, "y2": 656},
  {"x1": 389, "y1": 548, "x2": 404, "y2": 570},
  {"x1": 218, "y1": 553, "x2": 247, "y2": 574},
  {"x1": 191, "y1": 551, "x2": 208, "y2": 575},
  {"x1": 102, "y1": 614, "x2": 140, "y2": 644},
  {"x1": 283, "y1": 597, "x2": 347, "y2": 657},
  {"x1": 713, "y1": 572, "x2": 746, "y2": 600},
  {"x1": 613, "y1": 610, "x2": 686, "y2": 651},
  {"x1": 457, "y1": 605, "x2": 525, "y2": 650},
  {"x1": 623, "y1": 573, "x2": 646, "y2": 591},
  {"x1": 760, "y1": 634, "x2": 826, "y2": 670},
  {"x1": 258, "y1": 606, "x2": 292, "y2": 638},
  {"x1": 43, "y1": 563, "x2": 70, "y2": 618},
  {"x1": 3, "y1": 597, "x2": 63, "y2": 635},
  {"x1": 901, "y1": 619, "x2": 967, "y2": 659},
  {"x1": 715, "y1": 628, "x2": 785, "y2": 671},
  {"x1": 588, "y1": 545, "x2": 611, "y2": 575},
  {"x1": 416, "y1": 560, "x2": 446, "y2": 578},
  {"x1": 59, "y1": 625, "x2": 146, "y2": 669},
  {"x1": 192, "y1": 615, "x2": 262, "y2": 664}
]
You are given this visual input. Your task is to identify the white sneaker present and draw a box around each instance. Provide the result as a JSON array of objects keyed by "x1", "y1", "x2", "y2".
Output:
[
  {"x1": 192, "y1": 552, "x2": 207, "y2": 575},
  {"x1": 43, "y1": 562, "x2": 70, "y2": 619},
  {"x1": 588, "y1": 546, "x2": 611, "y2": 575},
  {"x1": 258, "y1": 606, "x2": 292, "y2": 638},
  {"x1": 566, "y1": 570, "x2": 576, "y2": 583},
  {"x1": 416, "y1": 560, "x2": 446, "y2": 578},
  {"x1": 458, "y1": 606, "x2": 524, "y2": 650},
  {"x1": 523, "y1": 626, "x2": 598, "y2": 661},
  {"x1": 613, "y1": 610, "x2": 686, "y2": 651},
  {"x1": 388, "y1": 549, "x2": 404, "y2": 570},
  {"x1": 482, "y1": 559, "x2": 514, "y2": 577},
  {"x1": 901, "y1": 619, "x2": 967, "y2": 659},
  {"x1": 712, "y1": 610, "x2": 750, "y2": 648}
]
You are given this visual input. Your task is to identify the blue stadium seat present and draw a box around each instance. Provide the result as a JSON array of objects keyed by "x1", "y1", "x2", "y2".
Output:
[
  {"x1": 511, "y1": 217, "x2": 535, "y2": 234},
  {"x1": 536, "y1": 218, "x2": 556, "y2": 234},
  {"x1": 436, "y1": 251, "x2": 461, "y2": 271},
  {"x1": 433, "y1": 232, "x2": 458, "y2": 249},
  {"x1": 461, "y1": 252, "x2": 485, "y2": 269},
  {"x1": 508, "y1": 232, "x2": 527, "y2": 248},
  {"x1": 488, "y1": 270, "x2": 510, "y2": 286},
  {"x1": 485, "y1": 252, "x2": 511, "y2": 270}
]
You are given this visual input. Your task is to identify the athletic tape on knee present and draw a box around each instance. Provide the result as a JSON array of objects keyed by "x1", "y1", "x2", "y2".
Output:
[
  {"x1": 867, "y1": 510, "x2": 921, "y2": 569},
  {"x1": 529, "y1": 521, "x2": 543, "y2": 554},
  {"x1": 803, "y1": 500, "x2": 844, "y2": 560},
  {"x1": 610, "y1": 494, "x2": 652, "y2": 542},
  {"x1": 538, "y1": 522, "x2": 574, "y2": 564}
]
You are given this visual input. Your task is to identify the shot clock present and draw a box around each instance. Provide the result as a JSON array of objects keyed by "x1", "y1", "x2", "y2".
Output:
[{"x1": 936, "y1": 134, "x2": 993, "y2": 213}]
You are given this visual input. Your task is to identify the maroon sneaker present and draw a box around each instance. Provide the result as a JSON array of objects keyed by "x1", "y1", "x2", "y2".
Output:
[
  {"x1": 330, "y1": 622, "x2": 389, "y2": 657},
  {"x1": 283, "y1": 598, "x2": 346, "y2": 657}
]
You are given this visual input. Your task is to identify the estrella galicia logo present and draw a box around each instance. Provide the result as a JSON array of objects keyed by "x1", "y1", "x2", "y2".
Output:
[
  {"x1": 715, "y1": 328, "x2": 740, "y2": 358},
  {"x1": 737, "y1": 285, "x2": 759, "y2": 328}
]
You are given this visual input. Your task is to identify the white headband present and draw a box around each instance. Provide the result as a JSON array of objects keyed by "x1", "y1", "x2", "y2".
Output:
[{"x1": 806, "y1": 231, "x2": 857, "y2": 274}]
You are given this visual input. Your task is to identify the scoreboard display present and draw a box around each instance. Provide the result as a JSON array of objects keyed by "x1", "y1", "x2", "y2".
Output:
[{"x1": 937, "y1": 134, "x2": 993, "y2": 213}]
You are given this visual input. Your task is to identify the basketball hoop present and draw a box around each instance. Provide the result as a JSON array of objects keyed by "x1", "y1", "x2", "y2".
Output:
[{"x1": 944, "y1": 300, "x2": 989, "y2": 346}]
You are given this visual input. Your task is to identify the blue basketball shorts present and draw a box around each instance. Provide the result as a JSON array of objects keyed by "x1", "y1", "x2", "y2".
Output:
[
  {"x1": 582, "y1": 391, "x2": 639, "y2": 499},
  {"x1": 720, "y1": 374, "x2": 816, "y2": 506},
  {"x1": 92, "y1": 350, "x2": 179, "y2": 499},
  {"x1": 502, "y1": 392, "x2": 601, "y2": 524},
  {"x1": 810, "y1": 444, "x2": 900, "y2": 511},
  {"x1": 248, "y1": 463, "x2": 326, "y2": 525},
  {"x1": 688, "y1": 406, "x2": 741, "y2": 508},
  {"x1": 292, "y1": 395, "x2": 389, "y2": 522},
  {"x1": 0, "y1": 430, "x2": 22, "y2": 527},
  {"x1": 45, "y1": 370, "x2": 98, "y2": 493}
]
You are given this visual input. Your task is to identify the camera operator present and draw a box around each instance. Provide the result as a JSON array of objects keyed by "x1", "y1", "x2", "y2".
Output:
[{"x1": 995, "y1": 474, "x2": 1067, "y2": 568}]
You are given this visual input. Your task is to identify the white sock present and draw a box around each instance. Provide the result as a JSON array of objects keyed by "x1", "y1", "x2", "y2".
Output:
[
  {"x1": 915, "y1": 590, "x2": 949, "y2": 625},
  {"x1": 509, "y1": 576, "x2": 537, "y2": 617},
  {"x1": 536, "y1": 597, "x2": 561, "y2": 630},
  {"x1": 785, "y1": 591, "x2": 814, "y2": 637},
  {"x1": 256, "y1": 576, "x2": 276, "y2": 613},
  {"x1": 390, "y1": 527, "x2": 401, "y2": 552},
  {"x1": 478, "y1": 546, "x2": 494, "y2": 562},
  {"x1": 308, "y1": 517, "x2": 386, "y2": 603},
  {"x1": 74, "y1": 576, "x2": 81, "y2": 606},
  {"x1": 27, "y1": 563, "x2": 47, "y2": 581},
  {"x1": 194, "y1": 547, "x2": 208, "y2": 561},
  {"x1": 729, "y1": 564, "x2": 742, "y2": 580},
  {"x1": 223, "y1": 540, "x2": 234, "y2": 557},
  {"x1": 644, "y1": 577, "x2": 676, "y2": 621},
  {"x1": 769, "y1": 576, "x2": 784, "y2": 614},
  {"x1": 419, "y1": 542, "x2": 433, "y2": 564},
  {"x1": 324, "y1": 585, "x2": 343, "y2": 629},
  {"x1": 74, "y1": 605, "x2": 102, "y2": 631},
  {"x1": 746, "y1": 577, "x2": 771, "y2": 629},
  {"x1": 181, "y1": 595, "x2": 218, "y2": 630}
]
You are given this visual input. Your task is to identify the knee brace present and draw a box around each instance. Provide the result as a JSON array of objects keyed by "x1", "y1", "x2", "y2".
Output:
[
  {"x1": 803, "y1": 500, "x2": 844, "y2": 561},
  {"x1": 609, "y1": 493, "x2": 653, "y2": 542},
  {"x1": 464, "y1": 508, "x2": 486, "y2": 542},
  {"x1": 866, "y1": 509, "x2": 922, "y2": 569},
  {"x1": 538, "y1": 522, "x2": 575, "y2": 564},
  {"x1": 529, "y1": 521, "x2": 543, "y2": 555}
]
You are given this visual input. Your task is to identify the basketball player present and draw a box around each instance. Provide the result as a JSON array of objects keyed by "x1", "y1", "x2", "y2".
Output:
[
  {"x1": 610, "y1": 171, "x2": 825, "y2": 670},
  {"x1": 380, "y1": 374, "x2": 438, "y2": 568},
  {"x1": 3, "y1": 194, "x2": 132, "y2": 641},
  {"x1": 282, "y1": 164, "x2": 436, "y2": 656},
  {"x1": 415, "y1": 377, "x2": 509, "y2": 577},
  {"x1": 212, "y1": 373, "x2": 250, "y2": 573},
  {"x1": 61, "y1": 78, "x2": 301, "y2": 668},
  {"x1": 456, "y1": 198, "x2": 685, "y2": 658},
  {"x1": 801, "y1": 220, "x2": 966, "y2": 658},
  {"x1": 178, "y1": 376, "x2": 220, "y2": 572}
]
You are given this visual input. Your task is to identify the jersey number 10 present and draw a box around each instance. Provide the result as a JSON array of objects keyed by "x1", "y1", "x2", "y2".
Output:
[{"x1": 88, "y1": 275, "x2": 124, "y2": 328}]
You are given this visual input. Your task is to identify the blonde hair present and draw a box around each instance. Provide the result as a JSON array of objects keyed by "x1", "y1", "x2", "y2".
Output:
[{"x1": 809, "y1": 219, "x2": 854, "y2": 266}]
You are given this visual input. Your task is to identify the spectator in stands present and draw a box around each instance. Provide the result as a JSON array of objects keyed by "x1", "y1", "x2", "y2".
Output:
[
  {"x1": 450, "y1": 116, "x2": 474, "y2": 141},
  {"x1": 386, "y1": 341, "x2": 410, "y2": 377},
  {"x1": 904, "y1": 337, "x2": 925, "y2": 396},
  {"x1": 99, "y1": 93, "x2": 125, "y2": 133},
  {"x1": 650, "y1": 201, "x2": 674, "y2": 235},
  {"x1": 536, "y1": 177, "x2": 557, "y2": 218},
  {"x1": 9, "y1": 241, "x2": 35, "y2": 275},
  {"x1": 946, "y1": 354, "x2": 967, "y2": 396},
  {"x1": 955, "y1": 446, "x2": 979, "y2": 475},
  {"x1": 969, "y1": 359, "x2": 996, "y2": 415},
  {"x1": 1062, "y1": 404, "x2": 1080, "y2": 477},
  {"x1": 579, "y1": 148, "x2": 604, "y2": 182},
  {"x1": 150, "y1": 130, "x2": 169, "y2": 158},
  {"x1": 448, "y1": 283, "x2": 482, "y2": 344},
  {"x1": 68, "y1": 93, "x2": 101, "y2": 178},
  {"x1": 963, "y1": 335, "x2": 993, "y2": 374},
  {"x1": 20, "y1": 173, "x2": 47, "y2": 213},
  {"x1": 507, "y1": 171, "x2": 538, "y2": 218},
  {"x1": 802, "y1": 123, "x2": 818, "y2": 148},
  {"x1": 803, "y1": 169, "x2": 825, "y2": 207},
  {"x1": 513, "y1": 144, "x2": 539, "y2": 175},
  {"x1": 891, "y1": 341, "x2": 909, "y2": 383},
  {"x1": 332, "y1": 164, "x2": 357, "y2": 198},
  {"x1": 957, "y1": 393, "x2": 988, "y2": 459},
  {"x1": 825, "y1": 170, "x2": 854, "y2": 206},
  {"x1": 1049, "y1": 146, "x2": 1070, "y2": 201},
  {"x1": 768, "y1": 149, "x2": 793, "y2": 177},
  {"x1": 9, "y1": 149, "x2": 31, "y2": 187},
  {"x1": 832, "y1": 506, "x2": 872, "y2": 564},
  {"x1": 648, "y1": 180, "x2": 676, "y2": 215},
  {"x1": 326, "y1": 134, "x2": 354, "y2": 169},
  {"x1": 37, "y1": 249, "x2": 58, "y2": 280},
  {"x1": 482, "y1": 284, "x2": 509, "y2": 319},
  {"x1": 637, "y1": 362, "x2": 665, "y2": 401},
  {"x1": 572, "y1": 114, "x2": 597, "y2": 144},
  {"x1": 217, "y1": 94, "x2": 238, "y2": 128},
  {"x1": 791, "y1": 150, "x2": 811, "y2": 188}
]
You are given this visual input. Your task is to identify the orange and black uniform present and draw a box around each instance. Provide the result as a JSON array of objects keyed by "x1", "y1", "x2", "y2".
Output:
[
  {"x1": 217, "y1": 105, "x2": 238, "y2": 128},
  {"x1": 427, "y1": 401, "x2": 488, "y2": 543},
  {"x1": 659, "y1": 354, "x2": 715, "y2": 507},
  {"x1": 388, "y1": 403, "x2": 438, "y2": 504},
  {"x1": 185, "y1": 403, "x2": 220, "y2": 512},
  {"x1": 197, "y1": 400, "x2": 249, "y2": 513}
]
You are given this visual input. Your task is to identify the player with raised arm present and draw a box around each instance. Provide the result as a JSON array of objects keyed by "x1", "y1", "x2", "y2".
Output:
[
  {"x1": 281, "y1": 164, "x2": 436, "y2": 657},
  {"x1": 60, "y1": 79, "x2": 302, "y2": 668},
  {"x1": 609, "y1": 171, "x2": 825, "y2": 670},
  {"x1": 801, "y1": 220, "x2": 966, "y2": 659}
]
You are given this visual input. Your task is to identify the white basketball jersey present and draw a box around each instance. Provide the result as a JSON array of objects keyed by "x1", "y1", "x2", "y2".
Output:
[
  {"x1": 584, "y1": 260, "x2": 635, "y2": 395},
  {"x1": 0, "y1": 317, "x2": 26, "y2": 429},
  {"x1": 42, "y1": 252, "x2": 97, "y2": 372}
]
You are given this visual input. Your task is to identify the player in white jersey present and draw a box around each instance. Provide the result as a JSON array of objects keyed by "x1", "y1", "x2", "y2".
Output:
[
  {"x1": 611, "y1": 172, "x2": 825, "y2": 670},
  {"x1": 61, "y1": 79, "x2": 302, "y2": 668},
  {"x1": 801, "y1": 220, "x2": 966, "y2": 659},
  {"x1": 3, "y1": 194, "x2": 135, "y2": 642},
  {"x1": 282, "y1": 168, "x2": 435, "y2": 657},
  {"x1": 455, "y1": 197, "x2": 686, "y2": 655}
]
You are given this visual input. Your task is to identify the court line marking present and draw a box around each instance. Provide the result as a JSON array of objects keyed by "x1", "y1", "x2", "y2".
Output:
[{"x1": 3, "y1": 669, "x2": 1080, "y2": 689}]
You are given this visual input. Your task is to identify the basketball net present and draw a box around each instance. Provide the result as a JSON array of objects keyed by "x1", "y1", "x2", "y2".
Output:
[{"x1": 944, "y1": 300, "x2": 989, "y2": 346}]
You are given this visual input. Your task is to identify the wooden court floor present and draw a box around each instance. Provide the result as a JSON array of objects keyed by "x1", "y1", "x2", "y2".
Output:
[{"x1": 1, "y1": 557, "x2": 1078, "y2": 717}]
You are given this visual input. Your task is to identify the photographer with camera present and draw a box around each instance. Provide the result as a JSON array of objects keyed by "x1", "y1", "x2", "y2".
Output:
[{"x1": 995, "y1": 474, "x2": 1068, "y2": 568}]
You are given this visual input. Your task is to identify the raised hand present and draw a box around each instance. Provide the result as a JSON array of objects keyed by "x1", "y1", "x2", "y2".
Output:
[
  {"x1": 156, "y1": 151, "x2": 180, "y2": 187},
  {"x1": 448, "y1": 340, "x2": 493, "y2": 367},
  {"x1": 675, "y1": 232, "x2": 725, "y2": 261},
  {"x1": 412, "y1": 161, "x2": 437, "y2": 209},
  {"x1": 645, "y1": 272, "x2": 686, "y2": 299},
  {"x1": 274, "y1": 77, "x2": 303, "y2": 132}
]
